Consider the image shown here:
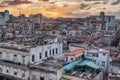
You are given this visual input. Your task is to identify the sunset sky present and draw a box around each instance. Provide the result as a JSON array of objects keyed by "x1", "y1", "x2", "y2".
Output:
[{"x1": 0, "y1": 0, "x2": 120, "y2": 18}]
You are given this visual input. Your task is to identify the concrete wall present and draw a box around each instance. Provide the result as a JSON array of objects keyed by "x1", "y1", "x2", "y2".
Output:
[
  {"x1": 93, "y1": 52, "x2": 108, "y2": 71},
  {"x1": 93, "y1": 71, "x2": 103, "y2": 80},
  {"x1": 0, "y1": 48, "x2": 29, "y2": 65},
  {"x1": 30, "y1": 42, "x2": 63, "y2": 64},
  {"x1": 62, "y1": 74, "x2": 86, "y2": 80},
  {"x1": 57, "y1": 68, "x2": 62, "y2": 80},
  {"x1": 30, "y1": 70, "x2": 57, "y2": 80},
  {"x1": 62, "y1": 71, "x2": 103, "y2": 80},
  {"x1": 0, "y1": 65, "x2": 29, "y2": 80},
  {"x1": 65, "y1": 56, "x2": 75, "y2": 62}
]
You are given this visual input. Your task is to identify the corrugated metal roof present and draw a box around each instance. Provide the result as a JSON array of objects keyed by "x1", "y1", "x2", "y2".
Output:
[{"x1": 77, "y1": 60, "x2": 99, "y2": 69}]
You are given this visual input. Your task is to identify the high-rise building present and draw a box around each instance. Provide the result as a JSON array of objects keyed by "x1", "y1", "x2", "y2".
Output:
[
  {"x1": 89, "y1": 12, "x2": 116, "y2": 31},
  {"x1": 0, "y1": 10, "x2": 10, "y2": 25}
]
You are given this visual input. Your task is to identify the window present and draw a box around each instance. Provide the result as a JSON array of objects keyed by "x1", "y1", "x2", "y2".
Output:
[
  {"x1": 40, "y1": 77, "x2": 44, "y2": 80},
  {"x1": 52, "y1": 31, "x2": 56, "y2": 34},
  {"x1": 102, "y1": 61, "x2": 105, "y2": 67},
  {"x1": 66, "y1": 57, "x2": 68, "y2": 61},
  {"x1": 6, "y1": 53, "x2": 9, "y2": 60},
  {"x1": 109, "y1": 16, "x2": 111, "y2": 22},
  {"x1": 22, "y1": 73, "x2": 25, "y2": 77},
  {"x1": 13, "y1": 55, "x2": 17, "y2": 61},
  {"x1": 39, "y1": 53, "x2": 42, "y2": 59},
  {"x1": 22, "y1": 56, "x2": 25, "y2": 64},
  {"x1": 103, "y1": 53, "x2": 106, "y2": 56},
  {"x1": 50, "y1": 50, "x2": 51, "y2": 56},
  {"x1": 14, "y1": 55, "x2": 17, "y2": 57},
  {"x1": 93, "y1": 53, "x2": 98, "y2": 57},
  {"x1": 110, "y1": 61, "x2": 112, "y2": 65},
  {"x1": 71, "y1": 58, "x2": 73, "y2": 61},
  {"x1": 32, "y1": 55, "x2": 35, "y2": 62},
  {"x1": 14, "y1": 71, "x2": 17, "y2": 75},
  {"x1": 96, "y1": 53, "x2": 98, "y2": 57},
  {"x1": 93, "y1": 60, "x2": 96, "y2": 64},
  {"x1": 98, "y1": 63, "x2": 99, "y2": 65},
  {"x1": 6, "y1": 70, "x2": 9, "y2": 73},
  {"x1": 56, "y1": 48, "x2": 58, "y2": 54},
  {"x1": 45, "y1": 51, "x2": 47, "y2": 57},
  {"x1": 32, "y1": 75, "x2": 36, "y2": 80},
  {"x1": 0, "y1": 52, "x2": 2, "y2": 59},
  {"x1": 53, "y1": 49, "x2": 54, "y2": 55},
  {"x1": 93, "y1": 54, "x2": 95, "y2": 57}
]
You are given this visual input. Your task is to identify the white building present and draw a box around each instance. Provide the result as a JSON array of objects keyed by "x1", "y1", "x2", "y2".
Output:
[
  {"x1": 0, "y1": 47, "x2": 29, "y2": 65},
  {"x1": 86, "y1": 48, "x2": 109, "y2": 71},
  {"x1": 65, "y1": 48, "x2": 85, "y2": 62},
  {"x1": 30, "y1": 36, "x2": 63, "y2": 64},
  {"x1": 0, "y1": 47, "x2": 30, "y2": 80},
  {"x1": 0, "y1": 35, "x2": 63, "y2": 80},
  {"x1": 30, "y1": 58, "x2": 63, "y2": 80},
  {"x1": 0, "y1": 61, "x2": 29, "y2": 80}
]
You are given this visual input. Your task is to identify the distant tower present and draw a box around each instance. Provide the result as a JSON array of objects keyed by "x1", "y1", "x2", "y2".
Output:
[
  {"x1": 28, "y1": 21, "x2": 34, "y2": 34},
  {"x1": 4, "y1": 10, "x2": 9, "y2": 22},
  {"x1": 100, "y1": 12, "x2": 105, "y2": 20},
  {"x1": 19, "y1": 11, "x2": 22, "y2": 16},
  {"x1": 100, "y1": 12, "x2": 106, "y2": 30},
  {"x1": 0, "y1": 14, "x2": 5, "y2": 25},
  {"x1": 38, "y1": 14, "x2": 43, "y2": 26}
]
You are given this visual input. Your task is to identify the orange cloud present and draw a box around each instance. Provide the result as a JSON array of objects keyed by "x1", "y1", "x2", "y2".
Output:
[{"x1": 0, "y1": 0, "x2": 120, "y2": 18}]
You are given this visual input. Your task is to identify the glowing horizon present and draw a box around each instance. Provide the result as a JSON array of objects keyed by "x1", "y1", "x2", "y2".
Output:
[{"x1": 0, "y1": 0, "x2": 120, "y2": 18}]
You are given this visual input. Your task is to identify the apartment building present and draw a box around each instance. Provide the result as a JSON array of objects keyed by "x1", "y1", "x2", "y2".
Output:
[
  {"x1": 0, "y1": 34, "x2": 63, "y2": 80},
  {"x1": 86, "y1": 48, "x2": 109, "y2": 71}
]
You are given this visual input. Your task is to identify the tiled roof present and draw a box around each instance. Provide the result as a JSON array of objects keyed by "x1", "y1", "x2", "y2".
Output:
[{"x1": 65, "y1": 48, "x2": 85, "y2": 56}]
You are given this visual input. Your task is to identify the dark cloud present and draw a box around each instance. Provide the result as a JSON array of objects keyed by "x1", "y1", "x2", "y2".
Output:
[
  {"x1": 111, "y1": 0, "x2": 120, "y2": 5},
  {"x1": 2, "y1": 0, "x2": 32, "y2": 5},
  {"x1": 39, "y1": 0, "x2": 49, "y2": 1},
  {"x1": 85, "y1": 7, "x2": 91, "y2": 10},
  {"x1": 0, "y1": 5, "x2": 7, "y2": 8},
  {"x1": 93, "y1": 2, "x2": 101, "y2": 5},
  {"x1": 50, "y1": 2, "x2": 55, "y2": 4},
  {"x1": 102, "y1": 1, "x2": 107, "y2": 4},
  {"x1": 84, "y1": 0, "x2": 109, "y2": 4},
  {"x1": 96, "y1": 7, "x2": 106, "y2": 10},
  {"x1": 65, "y1": 11, "x2": 90, "y2": 18},
  {"x1": 79, "y1": 4, "x2": 92, "y2": 10},
  {"x1": 80, "y1": 4, "x2": 90, "y2": 9},
  {"x1": 102, "y1": 8, "x2": 106, "y2": 10},
  {"x1": 63, "y1": 4, "x2": 68, "y2": 7},
  {"x1": 84, "y1": 0, "x2": 105, "y2": 1}
]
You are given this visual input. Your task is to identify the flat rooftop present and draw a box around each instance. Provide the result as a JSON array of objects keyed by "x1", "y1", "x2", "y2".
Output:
[
  {"x1": 30, "y1": 57, "x2": 63, "y2": 73},
  {"x1": 87, "y1": 48, "x2": 109, "y2": 53},
  {"x1": 0, "y1": 60, "x2": 29, "y2": 71},
  {"x1": 0, "y1": 34, "x2": 58, "y2": 52},
  {"x1": 62, "y1": 59, "x2": 101, "y2": 80}
]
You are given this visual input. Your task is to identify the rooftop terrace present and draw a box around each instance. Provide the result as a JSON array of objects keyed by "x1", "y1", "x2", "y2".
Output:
[{"x1": 62, "y1": 59, "x2": 101, "y2": 80}]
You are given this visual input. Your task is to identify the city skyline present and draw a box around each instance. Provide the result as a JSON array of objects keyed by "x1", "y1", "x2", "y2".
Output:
[{"x1": 0, "y1": 0, "x2": 120, "y2": 18}]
